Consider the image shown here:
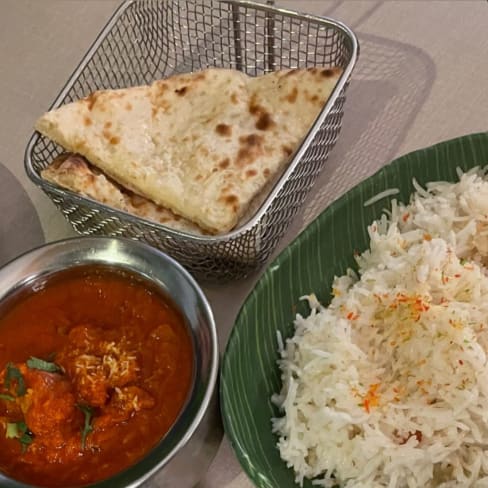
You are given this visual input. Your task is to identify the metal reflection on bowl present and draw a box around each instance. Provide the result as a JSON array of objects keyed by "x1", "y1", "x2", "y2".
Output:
[{"x1": 0, "y1": 236, "x2": 222, "y2": 488}]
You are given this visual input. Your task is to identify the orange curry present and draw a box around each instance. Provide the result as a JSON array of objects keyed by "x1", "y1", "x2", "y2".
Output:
[{"x1": 0, "y1": 267, "x2": 194, "y2": 487}]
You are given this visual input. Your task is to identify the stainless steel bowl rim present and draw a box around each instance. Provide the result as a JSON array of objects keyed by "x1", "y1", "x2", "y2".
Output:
[{"x1": 0, "y1": 236, "x2": 219, "y2": 488}]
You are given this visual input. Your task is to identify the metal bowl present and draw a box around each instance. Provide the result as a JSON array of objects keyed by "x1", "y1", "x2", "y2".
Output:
[{"x1": 0, "y1": 237, "x2": 221, "y2": 488}]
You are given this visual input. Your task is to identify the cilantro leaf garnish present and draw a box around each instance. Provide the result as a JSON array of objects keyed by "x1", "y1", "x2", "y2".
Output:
[
  {"x1": 77, "y1": 404, "x2": 94, "y2": 449},
  {"x1": 5, "y1": 421, "x2": 34, "y2": 453},
  {"x1": 4, "y1": 363, "x2": 26, "y2": 396},
  {"x1": 0, "y1": 393, "x2": 15, "y2": 402},
  {"x1": 19, "y1": 432, "x2": 34, "y2": 453},
  {"x1": 26, "y1": 357, "x2": 62, "y2": 373}
]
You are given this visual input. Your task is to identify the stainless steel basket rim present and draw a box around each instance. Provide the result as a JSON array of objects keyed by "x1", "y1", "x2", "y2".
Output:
[{"x1": 25, "y1": 0, "x2": 358, "y2": 244}]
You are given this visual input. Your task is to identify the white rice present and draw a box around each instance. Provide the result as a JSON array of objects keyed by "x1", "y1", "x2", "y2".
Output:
[
  {"x1": 363, "y1": 188, "x2": 400, "y2": 207},
  {"x1": 272, "y1": 167, "x2": 488, "y2": 487}
]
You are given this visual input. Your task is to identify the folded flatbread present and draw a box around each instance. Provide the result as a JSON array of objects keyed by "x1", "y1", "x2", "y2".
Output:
[
  {"x1": 36, "y1": 67, "x2": 342, "y2": 234},
  {"x1": 42, "y1": 154, "x2": 205, "y2": 234}
]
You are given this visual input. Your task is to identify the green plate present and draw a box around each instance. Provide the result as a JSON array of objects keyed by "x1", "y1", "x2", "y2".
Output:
[{"x1": 220, "y1": 132, "x2": 488, "y2": 488}]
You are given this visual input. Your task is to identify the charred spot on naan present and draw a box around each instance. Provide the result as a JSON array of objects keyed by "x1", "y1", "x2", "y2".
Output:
[
  {"x1": 84, "y1": 90, "x2": 126, "y2": 112},
  {"x1": 151, "y1": 98, "x2": 171, "y2": 116},
  {"x1": 248, "y1": 94, "x2": 275, "y2": 131},
  {"x1": 155, "y1": 81, "x2": 169, "y2": 93},
  {"x1": 284, "y1": 69, "x2": 298, "y2": 77},
  {"x1": 285, "y1": 87, "x2": 298, "y2": 103},
  {"x1": 83, "y1": 91, "x2": 102, "y2": 111},
  {"x1": 126, "y1": 193, "x2": 146, "y2": 208},
  {"x1": 102, "y1": 129, "x2": 120, "y2": 146},
  {"x1": 197, "y1": 145, "x2": 210, "y2": 158},
  {"x1": 241, "y1": 134, "x2": 263, "y2": 147},
  {"x1": 215, "y1": 124, "x2": 232, "y2": 137},
  {"x1": 194, "y1": 72, "x2": 207, "y2": 82},
  {"x1": 175, "y1": 86, "x2": 188, "y2": 96},
  {"x1": 321, "y1": 67, "x2": 341, "y2": 78},
  {"x1": 255, "y1": 113, "x2": 275, "y2": 131},
  {"x1": 219, "y1": 192, "x2": 239, "y2": 213},
  {"x1": 219, "y1": 158, "x2": 230, "y2": 169},
  {"x1": 305, "y1": 66, "x2": 342, "y2": 78},
  {"x1": 151, "y1": 82, "x2": 172, "y2": 115},
  {"x1": 236, "y1": 134, "x2": 265, "y2": 167},
  {"x1": 282, "y1": 145, "x2": 293, "y2": 157},
  {"x1": 305, "y1": 91, "x2": 321, "y2": 104},
  {"x1": 249, "y1": 95, "x2": 263, "y2": 116},
  {"x1": 245, "y1": 168, "x2": 258, "y2": 179}
]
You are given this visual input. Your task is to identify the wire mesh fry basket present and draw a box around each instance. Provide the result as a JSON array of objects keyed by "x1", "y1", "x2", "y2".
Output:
[{"x1": 25, "y1": 0, "x2": 358, "y2": 282}]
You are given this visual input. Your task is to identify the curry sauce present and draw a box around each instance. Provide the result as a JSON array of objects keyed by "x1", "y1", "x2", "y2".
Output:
[{"x1": 0, "y1": 267, "x2": 194, "y2": 487}]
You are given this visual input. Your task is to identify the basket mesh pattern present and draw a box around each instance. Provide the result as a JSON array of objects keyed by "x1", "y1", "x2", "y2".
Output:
[{"x1": 26, "y1": 0, "x2": 357, "y2": 281}]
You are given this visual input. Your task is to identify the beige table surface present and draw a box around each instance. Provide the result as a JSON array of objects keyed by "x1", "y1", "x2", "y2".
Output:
[{"x1": 1, "y1": 0, "x2": 487, "y2": 487}]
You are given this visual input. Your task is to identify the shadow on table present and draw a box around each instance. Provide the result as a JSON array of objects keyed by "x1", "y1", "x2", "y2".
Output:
[
  {"x1": 286, "y1": 31, "x2": 437, "y2": 240},
  {"x1": 0, "y1": 163, "x2": 44, "y2": 267}
]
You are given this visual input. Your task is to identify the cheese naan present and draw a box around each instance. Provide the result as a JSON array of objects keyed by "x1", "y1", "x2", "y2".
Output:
[
  {"x1": 42, "y1": 154, "x2": 205, "y2": 234},
  {"x1": 36, "y1": 67, "x2": 342, "y2": 234}
]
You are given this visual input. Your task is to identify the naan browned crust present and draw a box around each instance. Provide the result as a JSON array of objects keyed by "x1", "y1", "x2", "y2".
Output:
[
  {"x1": 36, "y1": 67, "x2": 342, "y2": 234},
  {"x1": 41, "y1": 154, "x2": 205, "y2": 234}
]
